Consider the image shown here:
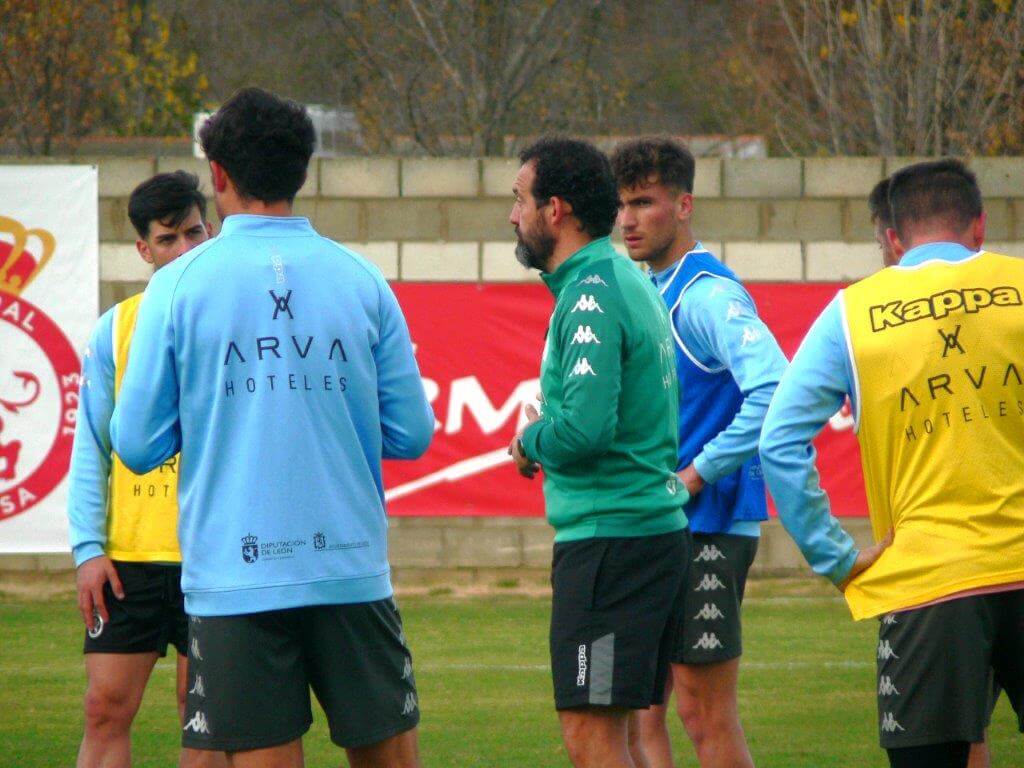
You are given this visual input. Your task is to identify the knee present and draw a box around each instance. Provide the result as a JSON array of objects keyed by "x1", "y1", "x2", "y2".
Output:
[
  {"x1": 83, "y1": 686, "x2": 135, "y2": 733},
  {"x1": 676, "y1": 696, "x2": 706, "y2": 743}
]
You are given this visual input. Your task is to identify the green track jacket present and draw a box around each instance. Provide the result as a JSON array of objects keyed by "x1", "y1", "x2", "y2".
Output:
[{"x1": 521, "y1": 237, "x2": 689, "y2": 542}]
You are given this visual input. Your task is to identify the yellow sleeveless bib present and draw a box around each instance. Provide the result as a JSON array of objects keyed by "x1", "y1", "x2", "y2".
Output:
[
  {"x1": 840, "y1": 251, "x2": 1024, "y2": 619},
  {"x1": 106, "y1": 293, "x2": 181, "y2": 563}
]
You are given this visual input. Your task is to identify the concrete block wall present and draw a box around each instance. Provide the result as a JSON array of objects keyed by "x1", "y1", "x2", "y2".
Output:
[
  {"x1": 81, "y1": 154, "x2": 1024, "y2": 296},
  {"x1": 7, "y1": 154, "x2": 1023, "y2": 583}
]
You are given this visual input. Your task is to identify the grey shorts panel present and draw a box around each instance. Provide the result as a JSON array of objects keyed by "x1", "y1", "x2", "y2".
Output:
[{"x1": 674, "y1": 533, "x2": 758, "y2": 665}]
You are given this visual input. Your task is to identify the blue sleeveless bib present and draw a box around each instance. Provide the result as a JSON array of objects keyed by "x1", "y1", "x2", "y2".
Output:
[{"x1": 657, "y1": 248, "x2": 768, "y2": 533}]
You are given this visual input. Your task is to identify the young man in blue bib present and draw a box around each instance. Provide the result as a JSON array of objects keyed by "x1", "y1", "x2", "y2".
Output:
[{"x1": 613, "y1": 138, "x2": 787, "y2": 768}]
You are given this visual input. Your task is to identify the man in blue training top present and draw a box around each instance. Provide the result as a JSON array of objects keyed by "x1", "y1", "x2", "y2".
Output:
[
  {"x1": 110, "y1": 87, "x2": 434, "y2": 768},
  {"x1": 612, "y1": 138, "x2": 788, "y2": 768}
]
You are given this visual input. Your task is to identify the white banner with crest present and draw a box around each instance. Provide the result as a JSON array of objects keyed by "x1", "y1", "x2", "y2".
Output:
[{"x1": 0, "y1": 166, "x2": 98, "y2": 553}]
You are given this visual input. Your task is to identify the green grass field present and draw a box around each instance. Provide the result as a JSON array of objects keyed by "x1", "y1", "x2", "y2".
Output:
[{"x1": 1, "y1": 585, "x2": 1021, "y2": 767}]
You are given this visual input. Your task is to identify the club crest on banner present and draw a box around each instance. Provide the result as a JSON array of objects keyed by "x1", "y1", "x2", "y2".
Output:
[{"x1": 0, "y1": 215, "x2": 80, "y2": 521}]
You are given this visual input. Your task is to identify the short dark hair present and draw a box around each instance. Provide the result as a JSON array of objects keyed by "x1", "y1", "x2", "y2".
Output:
[
  {"x1": 888, "y1": 159, "x2": 983, "y2": 241},
  {"x1": 868, "y1": 177, "x2": 892, "y2": 228},
  {"x1": 128, "y1": 171, "x2": 207, "y2": 239},
  {"x1": 610, "y1": 137, "x2": 696, "y2": 193},
  {"x1": 519, "y1": 137, "x2": 620, "y2": 239},
  {"x1": 198, "y1": 87, "x2": 316, "y2": 204}
]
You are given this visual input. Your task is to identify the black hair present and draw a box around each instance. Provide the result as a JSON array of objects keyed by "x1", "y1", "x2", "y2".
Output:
[
  {"x1": 610, "y1": 137, "x2": 696, "y2": 193},
  {"x1": 888, "y1": 159, "x2": 983, "y2": 241},
  {"x1": 198, "y1": 87, "x2": 316, "y2": 204},
  {"x1": 519, "y1": 137, "x2": 620, "y2": 239},
  {"x1": 127, "y1": 171, "x2": 207, "y2": 239},
  {"x1": 868, "y1": 177, "x2": 892, "y2": 228}
]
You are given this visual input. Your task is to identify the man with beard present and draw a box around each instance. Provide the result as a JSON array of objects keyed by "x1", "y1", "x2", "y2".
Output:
[
  {"x1": 508, "y1": 137, "x2": 689, "y2": 768},
  {"x1": 612, "y1": 137, "x2": 787, "y2": 768}
]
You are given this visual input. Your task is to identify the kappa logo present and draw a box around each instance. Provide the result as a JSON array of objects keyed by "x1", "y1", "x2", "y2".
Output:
[
  {"x1": 570, "y1": 325, "x2": 602, "y2": 344},
  {"x1": 570, "y1": 358, "x2": 597, "y2": 377},
  {"x1": 87, "y1": 611, "x2": 104, "y2": 640},
  {"x1": 694, "y1": 544, "x2": 727, "y2": 563},
  {"x1": 881, "y1": 614, "x2": 898, "y2": 626},
  {"x1": 402, "y1": 656, "x2": 414, "y2": 681},
  {"x1": 726, "y1": 301, "x2": 743, "y2": 321},
  {"x1": 878, "y1": 676, "x2": 900, "y2": 696},
  {"x1": 740, "y1": 326, "x2": 763, "y2": 347},
  {"x1": 693, "y1": 603, "x2": 726, "y2": 621},
  {"x1": 691, "y1": 632, "x2": 724, "y2": 650},
  {"x1": 869, "y1": 286, "x2": 1022, "y2": 331},
  {"x1": 695, "y1": 573, "x2": 727, "y2": 592},
  {"x1": 576, "y1": 643, "x2": 588, "y2": 687},
  {"x1": 183, "y1": 711, "x2": 211, "y2": 734},
  {"x1": 401, "y1": 692, "x2": 418, "y2": 716},
  {"x1": 578, "y1": 274, "x2": 609, "y2": 287},
  {"x1": 877, "y1": 640, "x2": 899, "y2": 661},
  {"x1": 880, "y1": 712, "x2": 905, "y2": 733},
  {"x1": 190, "y1": 637, "x2": 203, "y2": 661},
  {"x1": 571, "y1": 294, "x2": 604, "y2": 313},
  {"x1": 189, "y1": 675, "x2": 206, "y2": 698}
]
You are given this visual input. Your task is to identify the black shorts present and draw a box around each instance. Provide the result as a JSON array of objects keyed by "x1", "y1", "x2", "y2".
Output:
[
  {"x1": 550, "y1": 529, "x2": 689, "y2": 710},
  {"x1": 876, "y1": 588, "x2": 1024, "y2": 749},
  {"x1": 82, "y1": 561, "x2": 188, "y2": 657},
  {"x1": 673, "y1": 533, "x2": 758, "y2": 665},
  {"x1": 181, "y1": 599, "x2": 419, "y2": 752}
]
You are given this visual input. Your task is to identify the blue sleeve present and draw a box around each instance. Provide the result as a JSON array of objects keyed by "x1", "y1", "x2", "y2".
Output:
[
  {"x1": 759, "y1": 294, "x2": 859, "y2": 585},
  {"x1": 677, "y1": 278, "x2": 788, "y2": 484},
  {"x1": 67, "y1": 311, "x2": 115, "y2": 566},
  {"x1": 375, "y1": 278, "x2": 434, "y2": 459},
  {"x1": 110, "y1": 270, "x2": 182, "y2": 473}
]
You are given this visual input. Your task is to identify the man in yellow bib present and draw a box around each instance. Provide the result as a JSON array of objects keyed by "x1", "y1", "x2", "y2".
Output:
[
  {"x1": 67, "y1": 171, "x2": 223, "y2": 768},
  {"x1": 761, "y1": 159, "x2": 1024, "y2": 768}
]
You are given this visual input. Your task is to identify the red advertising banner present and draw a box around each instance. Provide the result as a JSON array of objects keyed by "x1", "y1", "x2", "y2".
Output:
[{"x1": 383, "y1": 283, "x2": 868, "y2": 518}]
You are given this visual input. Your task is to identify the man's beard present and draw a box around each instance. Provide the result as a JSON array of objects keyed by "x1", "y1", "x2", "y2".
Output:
[{"x1": 515, "y1": 224, "x2": 555, "y2": 271}]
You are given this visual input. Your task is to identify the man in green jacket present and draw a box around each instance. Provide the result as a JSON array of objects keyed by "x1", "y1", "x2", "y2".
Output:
[{"x1": 508, "y1": 137, "x2": 690, "y2": 768}]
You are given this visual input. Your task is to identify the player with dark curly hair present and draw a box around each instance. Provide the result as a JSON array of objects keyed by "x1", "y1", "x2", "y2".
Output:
[
  {"x1": 110, "y1": 87, "x2": 434, "y2": 768},
  {"x1": 508, "y1": 137, "x2": 689, "y2": 768}
]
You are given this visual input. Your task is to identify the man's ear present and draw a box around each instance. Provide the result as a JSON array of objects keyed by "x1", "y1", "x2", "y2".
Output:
[
  {"x1": 210, "y1": 160, "x2": 228, "y2": 194},
  {"x1": 204, "y1": 221, "x2": 214, "y2": 237},
  {"x1": 886, "y1": 227, "x2": 906, "y2": 260},
  {"x1": 676, "y1": 191, "x2": 694, "y2": 221},
  {"x1": 136, "y1": 238, "x2": 154, "y2": 265},
  {"x1": 973, "y1": 212, "x2": 987, "y2": 250},
  {"x1": 548, "y1": 196, "x2": 573, "y2": 229}
]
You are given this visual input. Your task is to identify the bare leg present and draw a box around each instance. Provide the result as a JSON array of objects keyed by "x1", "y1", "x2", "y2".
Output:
[
  {"x1": 674, "y1": 659, "x2": 753, "y2": 768},
  {"x1": 226, "y1": 740, "x2": 303, "y2": 768},
  {"x1": 559, "y1": 708, "x2": 637, "y2": 768},
  {"x1": 626, "y1": 711, "x2": 653, "y2": 768},
  {"x1": 77, "y1": 652, "x2": 159, "y2": 768},
  {"x1": 177, "y1": 654, "x2": 229, "y2": 767},
  {"x1": 345, "y1": 728, "x2": 420, "y2": 768},
  {"x1": 967, "y1": 739, "x2": 990, "y2": 768},
  {"x1": 633, "y1": 675, "x2": 675, "y2": 768}
]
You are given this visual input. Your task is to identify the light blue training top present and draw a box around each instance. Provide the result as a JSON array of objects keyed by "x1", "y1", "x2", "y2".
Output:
[
  {"x1": 66, "y1": 308, "x2": 117, "y2": 567},
  {"x1": 110, "y1": 215, "x2": 434, "y2": 616}
]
